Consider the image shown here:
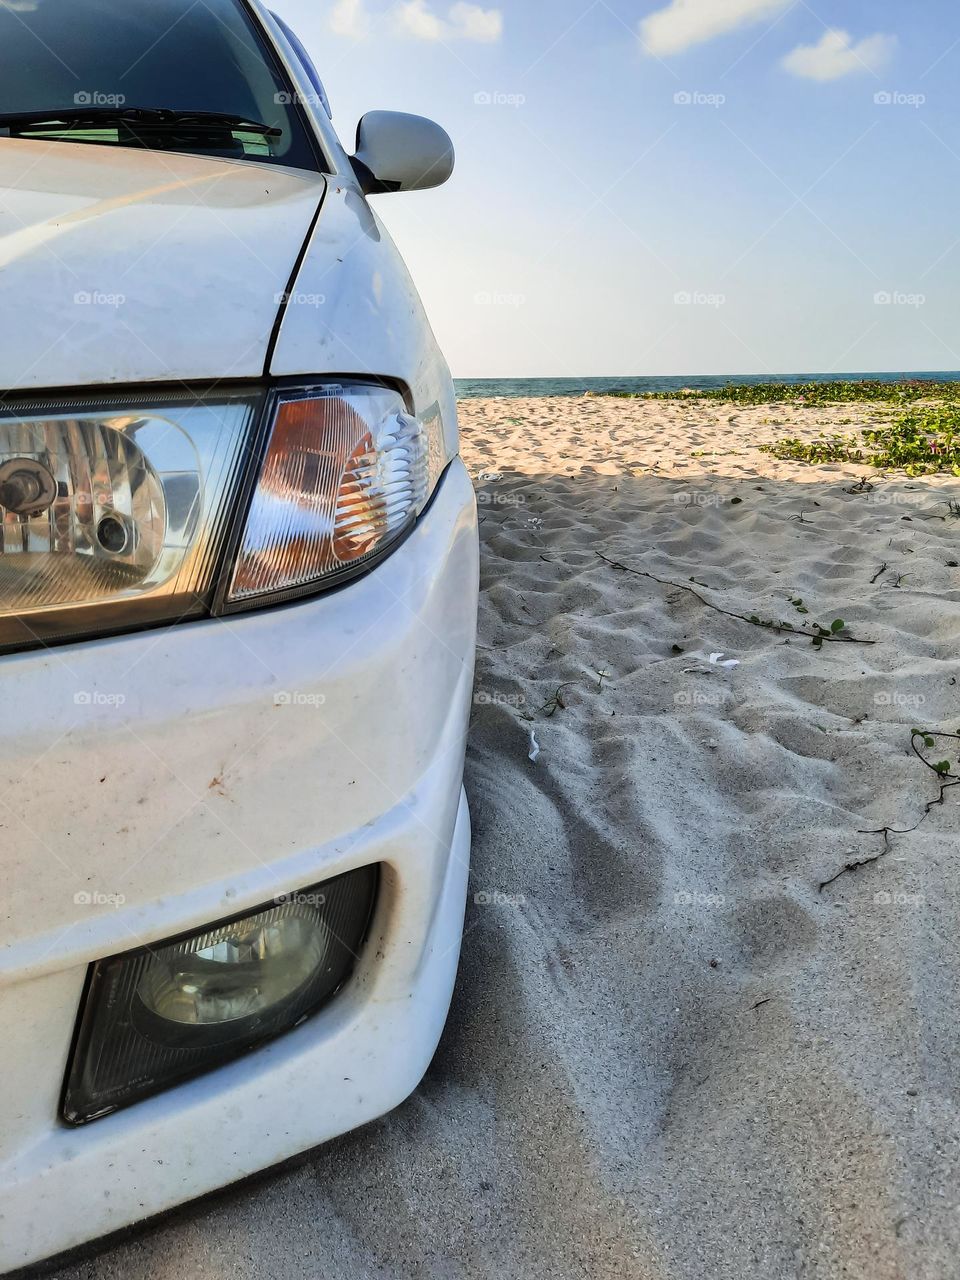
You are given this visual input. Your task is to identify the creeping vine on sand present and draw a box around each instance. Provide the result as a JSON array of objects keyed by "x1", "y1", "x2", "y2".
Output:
[
  {"x1": 760, "y1": 408, "x2": 960, "y2": 476},
  {"x1": 819, "y1": 729, "x2": 960, "y2": 890},
  {"x1": 600, "y1": 379, "x2": 960, "y2": 406},
  {"x1": 541, "y1": 684, "x2": 574, "y2": 717},
  {"x1": 595, "y1": 553, "x2": 874, "y2": 647}
]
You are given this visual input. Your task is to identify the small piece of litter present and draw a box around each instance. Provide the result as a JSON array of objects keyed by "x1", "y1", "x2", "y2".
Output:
[
  {"x1": 478, "y1": 471, "x2": 502, "y2": 481},
  {"x1": 709, "y1": 652, "x2": 740, "y2": 668},
  {"x1": 528, "y1": 730, "x2": 541, "y2": 763}
]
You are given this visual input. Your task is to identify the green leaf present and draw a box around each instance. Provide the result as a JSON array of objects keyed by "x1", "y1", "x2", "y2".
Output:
[
  {"x1": 830, "y1": 619, "x2": 845, "y2": 633},
  {"x1": 935, "y1": 760, "x2": 952, "y2": 775}
]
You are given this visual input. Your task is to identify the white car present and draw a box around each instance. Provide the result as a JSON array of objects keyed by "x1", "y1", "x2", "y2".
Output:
[{"x1": 0, "y1": 1, "x2": 478, "y2": 1270}]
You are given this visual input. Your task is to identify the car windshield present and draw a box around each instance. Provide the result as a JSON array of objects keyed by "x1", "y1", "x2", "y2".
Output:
[{"x1": 0, "y1": 0, "x2": 321, "y2": 171}]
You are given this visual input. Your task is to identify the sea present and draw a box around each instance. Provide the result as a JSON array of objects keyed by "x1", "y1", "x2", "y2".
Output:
[{"x1": 454, "y1": 372, "x2": 960, "y2": 399}]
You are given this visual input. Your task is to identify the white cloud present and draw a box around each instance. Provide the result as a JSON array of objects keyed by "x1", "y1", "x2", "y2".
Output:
[
  {"x1": 782, "y1": 29, "x2": 897, "y2": 80},
  {"x1": 449, "y1": 1, "x2": 502, "y2": 41},
  {"x1": 397, "y1": 0, "x2": 502, "y2": 42},
  {"x1": 329, "y1": 0, "x2": 370, "y2": 38},
  {"x1": 639, "y1": 0, "x2": 792, "y2": 56},
  {"x1": 398, "y1": 0, "x2": 445, "y2": 39}
]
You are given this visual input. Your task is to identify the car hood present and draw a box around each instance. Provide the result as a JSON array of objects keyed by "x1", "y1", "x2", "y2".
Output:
[{"x1": 0, "y1": 139, "x2": 325, "y2": 393}]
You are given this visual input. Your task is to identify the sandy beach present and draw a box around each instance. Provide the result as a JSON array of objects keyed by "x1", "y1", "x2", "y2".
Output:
[{"x1": 50, "y1": 394, "x2": 960, "y2": 1280}]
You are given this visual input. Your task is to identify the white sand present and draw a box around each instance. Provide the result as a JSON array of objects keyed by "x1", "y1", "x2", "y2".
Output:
[{"x1": 50, "y1": 396, "x2": 960, "y2": 1280}]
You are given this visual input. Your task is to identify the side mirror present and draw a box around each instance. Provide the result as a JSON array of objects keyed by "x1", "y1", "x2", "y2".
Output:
[{"x1": 351, "y1": 111, "x2": 455, "y2": 195}]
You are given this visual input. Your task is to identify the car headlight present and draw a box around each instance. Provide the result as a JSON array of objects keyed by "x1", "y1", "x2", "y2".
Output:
[
  {"x1": 0, "y1": 388, "x2": 260, "y2": 651},
  {"x1": 0, "y1": 382, "x2": 450, "y2": 651}
]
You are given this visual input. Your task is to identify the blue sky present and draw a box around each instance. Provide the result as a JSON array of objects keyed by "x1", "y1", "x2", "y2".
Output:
[{"x1": 271, "y1": 0, "x2": 960, "y2": 378}]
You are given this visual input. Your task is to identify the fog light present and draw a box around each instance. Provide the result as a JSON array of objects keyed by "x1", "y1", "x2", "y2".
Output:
[{"x1": 62, "y1": 865, "x2": 378, "y2": 1124}]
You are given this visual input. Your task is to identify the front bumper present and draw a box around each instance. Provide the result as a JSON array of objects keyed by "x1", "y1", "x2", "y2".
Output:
[{"x1": 0, "y1": 458, "x2": 479, "y2": 1273}]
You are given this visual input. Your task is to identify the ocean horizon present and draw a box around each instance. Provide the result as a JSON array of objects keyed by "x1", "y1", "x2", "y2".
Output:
[{"x1": 454, "y1": 371, "x2": 960, "y2": 399}]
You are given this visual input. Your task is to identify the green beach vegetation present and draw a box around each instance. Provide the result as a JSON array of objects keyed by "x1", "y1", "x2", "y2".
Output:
[
  {"x1": 602, "y1": 379, "x2": 960, "y2": 406},
  {"x1": 600, "y1": 381, "x2": 960, "y2": 476}
]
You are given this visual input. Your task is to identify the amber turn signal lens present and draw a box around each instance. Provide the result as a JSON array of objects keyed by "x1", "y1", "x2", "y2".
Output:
[{"x1": 228, "y1": 388, "x2": 429, "y2": 603}]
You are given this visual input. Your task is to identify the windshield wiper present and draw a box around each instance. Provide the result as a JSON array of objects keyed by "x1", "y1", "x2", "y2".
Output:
[{"x1": 0, "y1": 107, "x2": 281, "y2": 137}]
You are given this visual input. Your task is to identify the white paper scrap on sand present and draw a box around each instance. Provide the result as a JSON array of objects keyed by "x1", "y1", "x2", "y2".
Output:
[
  {"x1": 528, "y1": 730, "x2": 541, "y2": 762},
  {"x1": 709, "y1": 652, "x2": 740, "y2": 668},
  {"x1": 684, "y1": 651, "x2": 741, "y2": 670}
]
